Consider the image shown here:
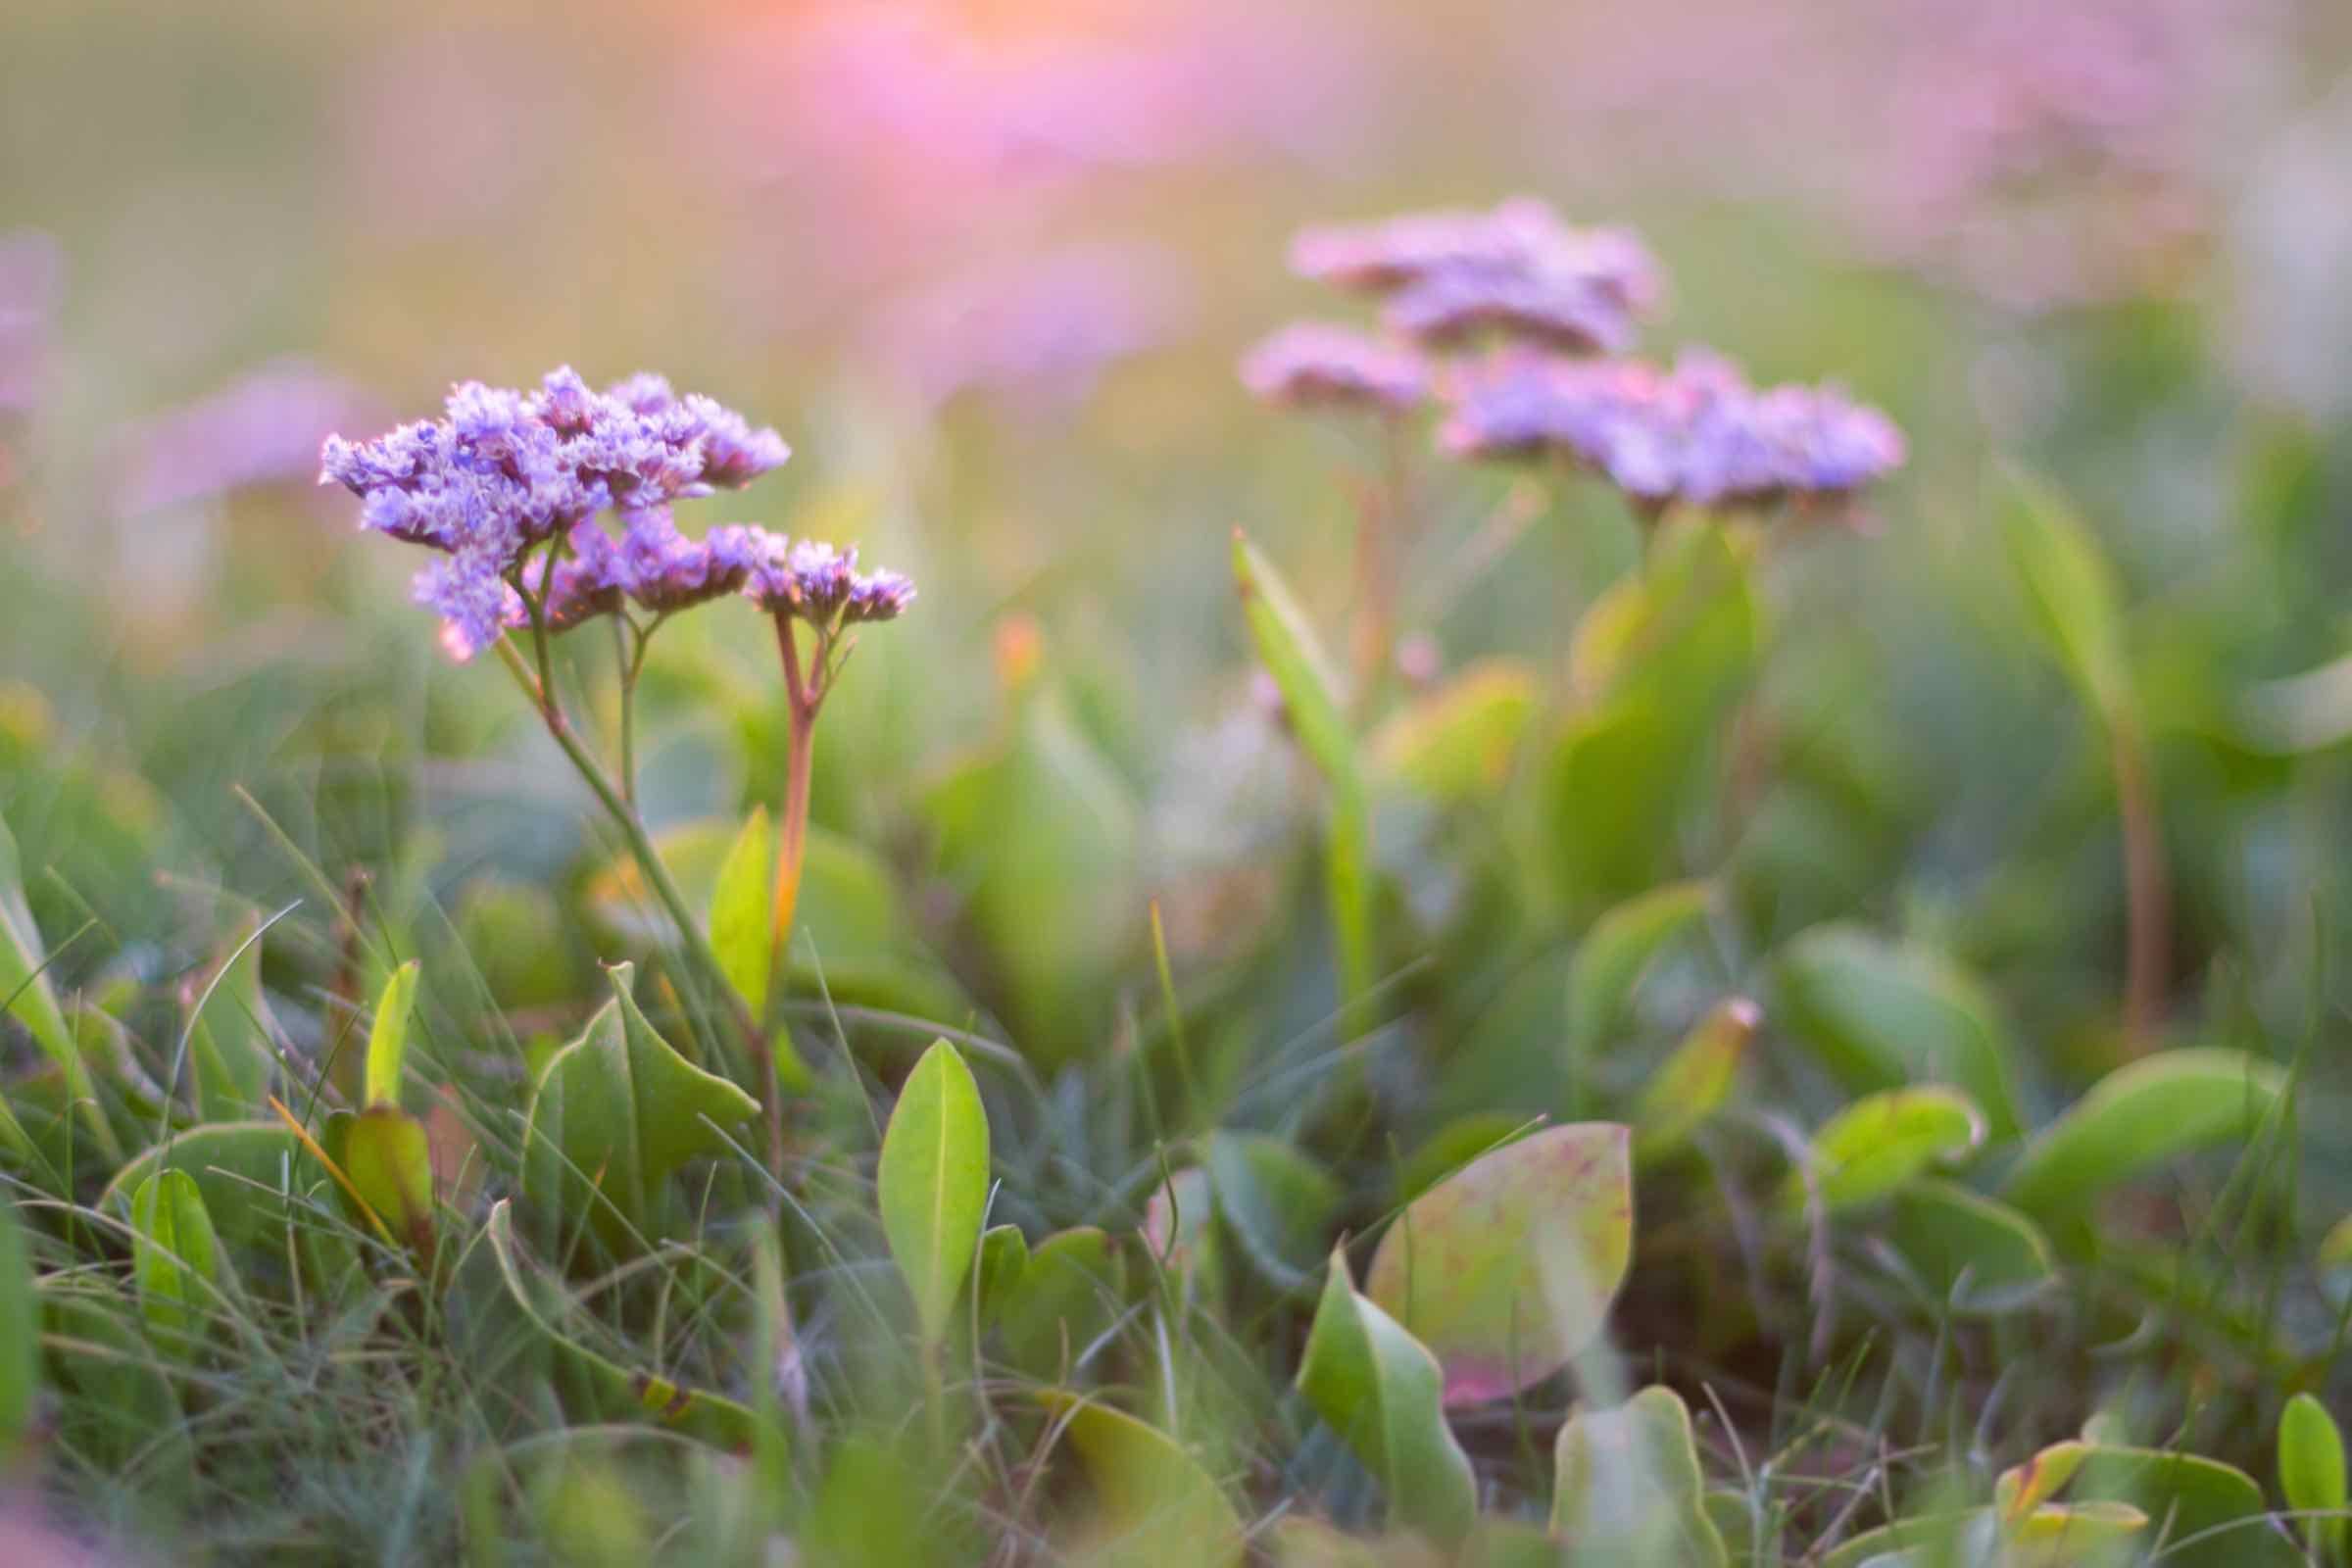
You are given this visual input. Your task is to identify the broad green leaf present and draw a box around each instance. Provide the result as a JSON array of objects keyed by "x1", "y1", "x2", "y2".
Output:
[
  {"x1": 2000, "y1": 470, "x2": 2132, "y2": 722},
  {"x1": 1296, "y1": 1249, "x2": 1477, "y2": 1547},
  {"x1": 343, "y1": 1105, "x2": 434, "y2": 1251},
  {"x1": 1773, "y1": 925, "x2": 2023, "y2": 1139},
  {"x1": 1542, "y1": 697, "x2": 1686, "y2": 909},
  {"x1": 0, "y1": 1197, "x2": 35, "y2": 1461},
  {"x1": 877, "y1": 1039, "x2": 990, "y2": 1343},
  {"x1": 2003, "y1": 1048, "x2": 2288, "y2": 1222},
  {"x1": 363, "y1": 958, "x2": 420, "y2": 1109},
  {"x1": 1999, "y1": 1442, "x2": 2093, "y2": 1521},
  {"x1": 1781, "y1": 1088, "x2": 1985, "y2": 1215},
  {"x1": 102, "y1": 1122, "x2": 300, "y2": 1249},
  {"x1": 1207, "y1": 1131, "x2": 1340, "y2": 1292},
  {"x1": 186, "y1": 918, "x2": 275, "y2": 1122},
  {"x1": 1550, "y1": 1386, "x2": 1730, "y2": 1567},
  {"x1": 1396, "y1": 1114, "x2": 1535, "y2": 1204},
  {"x1": 1634, "y1": 998, "x2": 1756, "y2": 1168},
  {"x1": 1369, "y1": 661, "x2": 1537, "y2": 801},
  {"x1": 129, "y1": 1168, "x2": 221, "y2": 1355},
  {"x1": 0, "y1": 811, "x2": 117, "y2": 1161},
  {"x1": 2006, "y1": 1501, "x2": 2146, "y2": 1567},
  {"x1": 1567, "y1": 881, "x2": 1714, "y2": 1065},
  {"x1": 710, "y1": 806, "x2": 774, "y2": 1018},
  {"x1": 2279, "y1": 1393, "x2": 2347, "y2": 1562},
  {"x1": 520, "y1": 963, "x2": 761, "y2": 1247},
  {"x1": 2067, "y1": 1446, "x2": 2301, "y2": 1568},
  {"x1": 999, "y1": 1227, "x2": 1124, "y2": 1378},
  {"x1": 1038, "y1": 1392, "x2": 1244, "y2": 1568},
  {"x1": 1366, "y1": 1122, "x2": 1632, "y2": 1405},
  {"x1": 976, "y1": 1223, "x2": 1030, "y2": 1329},
  {"x1": 1886, "y1": 1179, "x2": 2056, "y2": 1314},
  {"x1": 479, "y1": 1200, "x2": 758, "y2": 1448},
  {"x1": 1266, "y1": 1517, "x2": 1397, "y2": 1566},
  {"x1": 1233, "y1": 531, "x2": 1373, "y2": 1009}
]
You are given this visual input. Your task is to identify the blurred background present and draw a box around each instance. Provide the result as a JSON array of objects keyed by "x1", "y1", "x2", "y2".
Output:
[{"x1": 6, "y1": 0, "x2": 2352, "y2": 1105}]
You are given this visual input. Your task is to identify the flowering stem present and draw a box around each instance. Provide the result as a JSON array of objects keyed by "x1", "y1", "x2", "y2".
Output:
[
  {"x1": 613, "y1": 612, "x2": 662, "y2": 810},
  {"x1": 492, "y1": 632, "x2": 786, "y2": 1179},
  {"x1": 770, "y1": 614, "x2": 824, "y2": 979},
  {"x1": 2112, "y1": 711, "x2": 2170, "y2": 1050}
]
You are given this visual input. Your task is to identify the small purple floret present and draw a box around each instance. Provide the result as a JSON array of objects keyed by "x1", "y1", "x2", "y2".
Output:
[{"x1": 1239, "y1": 322, "x2": 1429, "y2": 414}]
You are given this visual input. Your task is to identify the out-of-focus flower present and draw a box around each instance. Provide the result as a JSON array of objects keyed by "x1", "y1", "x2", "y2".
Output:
[
  {"x1": 0, "y1": 229, "x2": 63, "y2": 416},
  {"x1": 1289, "y1": 199, "x2": 1658, "y2": 356},
  {"x1": 872, "y1": 243, "x2": 1194, "y2": 414},
  {"x1": 746, "y1": 538, "x2": 916, "y2": 627},
  {"x1": 1239, "y1": 322, "x2": 1429, "y2": 414},
  {"x1": 115, "y1": 360, "x2": 379, "y2": 515},
  {"x1": 320, "y1": 368, "x2": 791, "y2": 659},
  {"x1": 1443, "y1": 348, "x2": 1904, "y2": 508}
]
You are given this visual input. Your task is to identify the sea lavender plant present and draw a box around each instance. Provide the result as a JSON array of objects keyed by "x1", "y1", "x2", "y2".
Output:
[
  {"x1": 320, "y1": 368, "x2": 911, "y2": 1165},
  {"x1": 1238, "y1": 322, "x2": 1429, "y2": 416}
]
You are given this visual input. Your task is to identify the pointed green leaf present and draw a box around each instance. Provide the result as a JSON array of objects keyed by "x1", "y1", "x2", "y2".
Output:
[
  {"x1": 520, "y1": 963, "x2": 761, "y2": 1246},
  {"x1": 1782, "y1": 1088, "x2": 1985, "y2": 1215},
  {"x1": 0, "y1": 812, "x2": 116, "y2": 1160},
  {"x1": 1568, "y1": 880, "x2": 1713, "y2": 1063},
  {"x1": 2000, "y1": 469, "x2": 2132, "y2": 722},
  {"x1": 1998, "y1": 1441, "x2": 2093, "y2": 1521},
  {"x1": 1886, "y1": 1179, "x2": 2056, "y2": 1314},
  {"x1": 129, "y1": 1168, "x2": 221, "y2": 1356},
  {"x1": 0, "y1": 1197, "x2": 36, "y2": 1461},
  {"x1": 1634, "y1": 997, "x2": 1756, "y2": 1167},
  {"x1": 1207, "y1": 1131, "x2": 1340, "y2": 1292},
  {"x1": 1038, "y1": 1392, "x2": 1244, "y2": 1567},
  {"x1": 1550, "y1": 1386, "x2": 1730, "y2": 1567},
  {"x1": 2006, "y1": 1500, "x2": 2145, "y2": 1567},
  {"x1": 976, "y1": 1223, "x2": 1029, "y2": 1329},
  {"x1": 1296, "y1": 1249, "x2": 1477, "y2": 1547},
  {"x1": 710, "y1": 806, "x2": 774, "y2": 1019},
  {"x1": 877, "y1": 1040, "x2": 990, "y2": 1343},
  {"x1": 102, "y1": 1122, "x2": 302, "y2": 1249},
  {"x1": 1773, "y1": 925, "x2": 2023, "y2": 1139},
  {"x1": 2279, "y1": 1394, "x2": 2347, "y2": 1562},
  {"x1": 1365, "y1": 1123, "x2": 1632, "y2": 1405},
  {"x1": 363, "y1": 959, "x2": 420, "y2": 1109},
  {"x1": 344, "y1": 1105, "x2": 434, "y2": 1250},
  {"x1": 2003, "y1": 1048, "x2": 2288, "y2": 1222},
  {"x1": 2067, "y1": 1446, "x2": 2301, "y2": 1568}
]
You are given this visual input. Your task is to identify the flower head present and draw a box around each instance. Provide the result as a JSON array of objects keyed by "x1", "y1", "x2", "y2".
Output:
[
  {"x1": 1443, "y1": 348, "x2": 1905, "y2": 510},
  {"x1": 746, "y1": 538, "x2": 916, "y2": 627},
  {"x1": 320, "y1": 368, "x2": 791, "y2": 657},
  {"x1": 1239, "y1": 322, "x2": 1429, "y2": 414}
]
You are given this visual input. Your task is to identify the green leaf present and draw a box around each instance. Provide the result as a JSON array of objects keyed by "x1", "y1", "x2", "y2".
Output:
[
  {"x1": 1233, "y1": 530, "x2": 1373, "y2": 1010},
  {"x1": 1772, "y1": 924, "x2": 2023, "y2": 1140},
  {"x1": 1885, "y1": 1179, "x2": 2056, "y2": 1314},
  {"x1": 0, "y1": 1197, "x2": 36, "y2": 1461},
  {"x1": 1206, "y1": 1131, "x2": 1341, "y2": 1292},
  {"x1": 710, "y1": 806, "x2": 774, "y2": 1019},
  {"x1": 2320, "y1": 1214, "x2": 2352, "y2": 1273},
  {"x1": 1999, "y1": 469, "x2": 2132, "y2": 722},
  {"x1": 2003, "y1": 1048, "x2": 2288, "y2": 1222},
  {"x1": 0, "y1": 811, "x2": 118, "y2": 1161},
  {"x1": 1567, "y1": 881, "x2": 1714, "y2": 1065},
  {"x1": 2279, "y1": 1393, "x2": 2347, "y2": 1562},
  {"x1": 1633, "y1": 998, "x2": 1756, "y2": 1167},
  {"x1": 129, "y1": 1168, "x2": 222, "y2": 1356},
  {"x1": 1782, "y1": 1088, "x2": 1985, "y2": 1215},
  {"x1": 478, "y1": 1200, "x2": 758, "y2": 1448},
  {"x1": 520, "y1": 963, "x2": 761, "y2": 1248},
  {"x1": 343, "y1": 1105, "x2": 434, "y2": 1251},
  {"x1": 1365, "y1": 1123, "x2": 1632, "y2": 1405},
  {"x1": 976, "y1": 1224, "x2": 1029, "y2": 1329},
  {"x1": 1550, "y1": 1386, "x2": 1730, "y2": 1567},
  {"x1": 1997, "y1": 1441, "x2": 2093, "y2": 1521},
  {"x1": 363, "y1": 959, "x2": 420, "y2": 1110},
  {"x1": 877, "y1": 1040, "x2": 991, "y2": 1344},
  {"x1": 1295, "y1": 1249, "x2": 1477, "y2": 1547},
  {"x1": 999, "y1": 1227, "x2": 1124, "y2": 1379},
  {"x1": 2066, "y1": 1446, "x2": 2301, "y2": 1568},
  {"x1": 1038, "y1": 1392, "x2": 1244, "y2": 1567},
  {"x1": 101, "y1": 1122, "x2": 300, "y2": 1250},
  {"x1": 1396, "y1": 1113, "x2": 1536, "y2": 1205},
  {"x1": 1368, "y1": 660, "x2": 1537, "y2": 802}
]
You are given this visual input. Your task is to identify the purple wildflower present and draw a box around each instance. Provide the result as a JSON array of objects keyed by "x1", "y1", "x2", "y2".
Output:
[
  {"x1": 1442, "y1": 348, "x2": 1905, "y2": 508},
  {"x1": 1381, "y1": 265, "x2": 1642, "y2": 356},
  {"x1": 1292, "y1": 200, "x2": 1659, "y2": 306},
  {"x1": 746, "y1": 539, "x2": 915, "y2": 627},
  {"x1": 1239, "y1": 323, "x2": 1429, "y2": 414},
  {"x1": 320, "y1": 368, "x2": 791, "y2": 658}
]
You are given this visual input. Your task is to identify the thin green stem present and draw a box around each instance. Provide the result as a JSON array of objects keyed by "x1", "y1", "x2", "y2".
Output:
[{"x1": 770, "y1": 614, "x2": 823, "y2": 977}]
